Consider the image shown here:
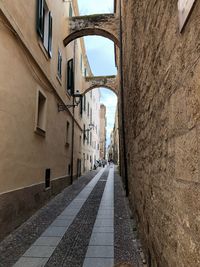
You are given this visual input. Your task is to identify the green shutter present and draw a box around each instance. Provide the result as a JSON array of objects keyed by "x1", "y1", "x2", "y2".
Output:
[
  {"x1": 69, "y1": 3, "x2": 73, "y2": 17},
  {"x1": 48, "y1": 12, "x2": 52, "y2": 58},
  {"x1": 60, "y1": 53, "x2": 62, "y2": 79},
  {"x1": 80, "y1": 96, "x2": 83, "y2": 116},
  {"x1": 36, "y1": 0, "x2": 44, "y2": 39},
  {"x1": 84, "y1": 95, "x2": 86, "y2": 111},
  {"x1": 57, "y1": 51, "x2": 62, "y2": 79},
  {"x1": 67, "y1": 59, "x2": 74, "y2": 95}
]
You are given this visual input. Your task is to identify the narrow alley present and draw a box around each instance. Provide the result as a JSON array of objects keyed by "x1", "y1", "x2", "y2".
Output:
[
  {"x1": 1, "y1": 0, "x2": 200, "y2": 266},
  {"x1": 0, "y1": 166, "x2": 142, "y2": 267}
]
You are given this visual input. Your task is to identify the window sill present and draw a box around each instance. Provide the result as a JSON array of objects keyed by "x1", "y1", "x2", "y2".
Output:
[
  {"x1": 38, "y1": 40, "x2": 50, "y2": 60},
  {"x1": 35, "y1": 126, "x2": 46, "y2": 137}
]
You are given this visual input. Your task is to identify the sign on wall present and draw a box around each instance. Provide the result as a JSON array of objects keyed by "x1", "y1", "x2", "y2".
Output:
[{"x1": 178, "y1": 0, "x2": 196, "y2": 32}]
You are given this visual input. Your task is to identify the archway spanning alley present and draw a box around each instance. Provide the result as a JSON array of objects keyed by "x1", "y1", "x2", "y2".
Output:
[
  {"x1": 63, "y1": 14, "x2": 120, "y2": 47},
  {"x1": 83, "y1": 75, "x2": 118, "y2": 96}
]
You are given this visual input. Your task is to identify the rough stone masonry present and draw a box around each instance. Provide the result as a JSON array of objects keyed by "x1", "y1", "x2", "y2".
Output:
[{"x1": 122, "y1": 0, "x2": 200, "y2": 266}]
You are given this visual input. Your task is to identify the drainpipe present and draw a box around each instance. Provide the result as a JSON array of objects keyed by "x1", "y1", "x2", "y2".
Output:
[
  {"x1": 119, "y1": 0, "x2": 129, "y2": 196},
  {"x1": 70, "y1": 40, "x2": 76, "y2": 184}
]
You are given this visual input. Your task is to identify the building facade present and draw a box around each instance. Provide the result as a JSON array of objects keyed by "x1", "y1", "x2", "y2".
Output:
[
  {"x1": 108, "y1": 107, "x2": 119, "y2": 164},
  {"x1": 117, "y1": 0, "x2": 200, "y2": 266},
  {"x1": 81, "y1": 88, "x2": 101, "y2": 173},
  {"x1": 0, "y1": 0, "x2": 100, "y2": 240},
  {"x1": 99, "y1": 104, "x2": 107, "y2": 159}
]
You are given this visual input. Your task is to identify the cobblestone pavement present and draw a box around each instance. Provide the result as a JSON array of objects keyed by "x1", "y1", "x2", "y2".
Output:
[{"x1": 0, "y1": 166, "x2": 142, "y2": 267}]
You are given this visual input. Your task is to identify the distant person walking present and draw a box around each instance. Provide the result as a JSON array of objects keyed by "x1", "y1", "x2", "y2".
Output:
[{"x1": 102, "y1": 158, "x2": 107, "y2": 168}]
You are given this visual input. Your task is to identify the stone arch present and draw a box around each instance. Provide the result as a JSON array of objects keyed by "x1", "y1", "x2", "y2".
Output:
[
  {"x1": 82, "y1": 76, "x2": 119, "y2": 96},
  {"x1": 63, "y1": 14, "x2": 120, "y2": 47},
  {"x1": 84, "y1": 85, "x2": 118, "y2": 96}
]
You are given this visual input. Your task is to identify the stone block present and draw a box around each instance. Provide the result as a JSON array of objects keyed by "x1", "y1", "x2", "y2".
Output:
[{"x1": 175, "y1": 128, "x2": 199, "y2": 183}]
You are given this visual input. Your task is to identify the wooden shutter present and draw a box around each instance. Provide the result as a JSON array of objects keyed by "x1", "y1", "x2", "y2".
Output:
[
  {"x1": 58, "y1": 51, "x2": 62, "y2": 79},
  {"x1": 84, "y1": 95, "x2": 86, "y2": 111},
  {"x1": 36, "y1": 0, "x2": 44, "y2": 39},
  {"x1": 48, "y1": 12, "x2": 53, "y2": 58},
  {"x1": 69, "y1": 3, "x2": 73, "y2": 17},
  {"x1": 67, "y1": 59, "x2": 74, "y2": 95},
  {"x1": 80, "y1": 96, "x2": 83, "y2": 116}
]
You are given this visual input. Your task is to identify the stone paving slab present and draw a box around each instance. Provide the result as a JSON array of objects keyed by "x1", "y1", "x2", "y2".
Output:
[
  {"x1": 96, "y1": 214, "x2": 114, "y2": 219},
  {"x1": 0, "y1": 169, "x2": 100, "y2": 267},
  {"x1": 89, "y1": 232, "x2": 114, "y2": 246},
  {"x1": 34, "y1": 237, "x2": 61, "y2": 247},
  {"x1": 23, "y1": 245, "x2": 56, "y2": 258},
  {"x1": 51, "y1": 219, "x2": 73, "y2": 227},
  {"x1": 93, "y1": 226, "x2": 114, "y2": 233},
  {"x1": 83, "y1": 257, "x2": 114, "y2": 267},
  {"x1": 45, "y1": 169, "x2": 110, "y2": 267},
  {"x1": 86, "y1": 245, "x2": 114, "y2": 258},
  {"x1": 83, "y1": 167, "x2": 114, "y2": 267},
  {"x1": 13, "y1": 257, "x2": 48, "y2": 267},
  {"x1": 13, "y1": 168, "x2": 106, "y2": 267},
  {"x1": 94, "y1": 219, "x2": 114, "y2": 227},
  {"x1": 0, "y1": 166, "x2": 143, "y2": 267},
  {"x1": 56, "y1": 215, "x2": 74, "y2": 221},
  {"x1": 41, "y1": 226, "x2": 67, "y2": 237}
]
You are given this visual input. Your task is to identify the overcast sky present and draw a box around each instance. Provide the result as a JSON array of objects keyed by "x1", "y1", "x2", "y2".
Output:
[{"x1": 78, "y1": 0, "x2": 117, "y2": 147}]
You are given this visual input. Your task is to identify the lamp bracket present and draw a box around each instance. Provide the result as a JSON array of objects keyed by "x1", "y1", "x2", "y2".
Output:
[{"x1": 57, "y1": 103, "x2": 78, "y2": 112}]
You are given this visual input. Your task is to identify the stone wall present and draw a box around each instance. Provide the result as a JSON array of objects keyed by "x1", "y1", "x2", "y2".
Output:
[{"x1": 122, "y1": 1, "x2": 200, "y2": 266}]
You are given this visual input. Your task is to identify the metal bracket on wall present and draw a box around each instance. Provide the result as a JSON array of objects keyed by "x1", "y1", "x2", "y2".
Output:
[{"x1": 57, "y1": 103, "x2": 78, "y2": 112}]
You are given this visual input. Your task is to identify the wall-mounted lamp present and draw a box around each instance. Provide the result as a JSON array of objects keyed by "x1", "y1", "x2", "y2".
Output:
[
  {"x1": 83, "y1": 123, "x2": 94, "y2": 140},
  {"x1": 84, "y1": 123, "x2": 95, "y2": 133},
  {"x1": 57, "y1": 90, "x2": 82, "y2": 112}
]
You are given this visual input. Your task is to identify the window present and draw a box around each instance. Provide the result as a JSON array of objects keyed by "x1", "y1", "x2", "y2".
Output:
[
  {"x1": 84, "y1": 68, "x2": 87, "y2": 77},
  {"x1": 87, "y1": 130, "x2": 89, "y2": 145},
  {"x1": 83, "y1": 124, "x2": 86, "y2": 144},
  {"x1": 79, "y1": 136, "x2": 82, "y2": 152},
  {"x1": 67, "y1": 59, "x2": 74, "y2": 95},
  {"x1": 87, "y1": 103, "x2": 89, "y2": 117},
  {"x1": 35, "y1": 90, "x2": 47, "y2": 135},
  {"x1": 69, "y1": 3, "x2": 73, "y2": 17},
  {"x1": 57, "y1": 50, "x2": 62, "y2": 80},
  {"x1": 79, "y1": 96, "x2": 83, "y2": 116},
  {"x1": 66, "y1": 121, "x2": 70, "y2": 145},
  {"x1": 80, "y1": 54, "x2": 82, "y2": 70},
  {"x1": 90, "y1": 108, "x2": 92, "y2": 124},
  {"x1": 83, "y1": 95, "x2": 86, "y2": 111},
  {"x1": 90, "y1": 132, "x2": 92, "y2": 146},
  {"x1": 36, "y1": 0, "x2": 52, "y2": 57}
]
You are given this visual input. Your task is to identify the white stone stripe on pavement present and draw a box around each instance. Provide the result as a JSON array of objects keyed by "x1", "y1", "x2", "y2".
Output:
[
  {"x1": 13, "y1": 168, "x2": 106, "y2": 267},
  {"x1": 83, "y1": 166, "x2": 114, "y2": 267}
]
